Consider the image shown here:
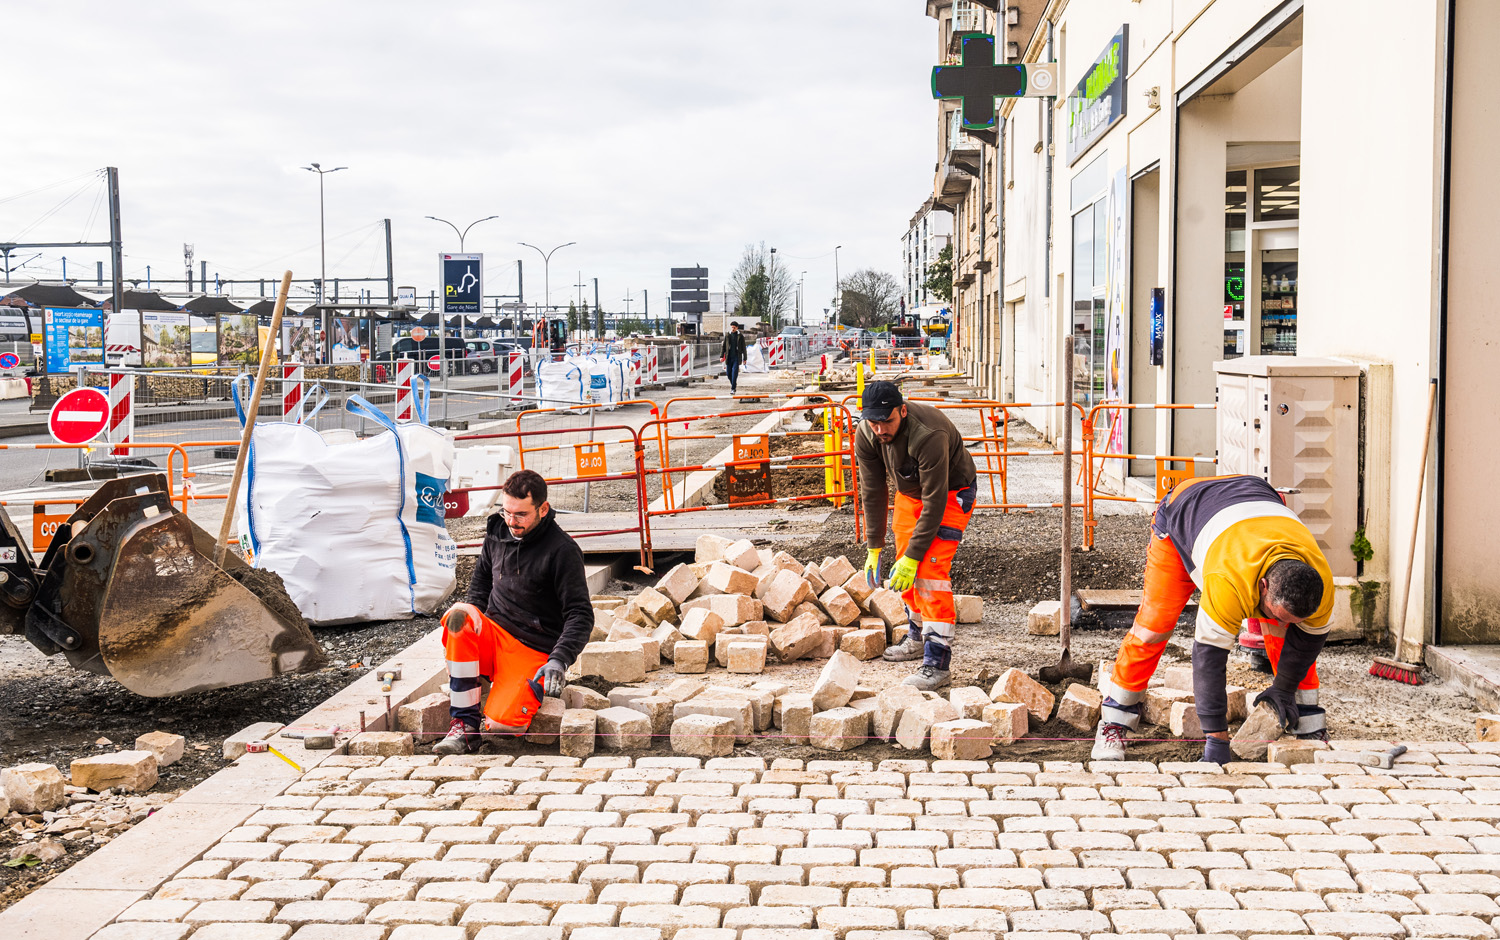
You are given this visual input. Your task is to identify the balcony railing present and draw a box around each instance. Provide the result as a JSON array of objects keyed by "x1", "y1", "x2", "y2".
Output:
[{"x1": 952, "y1": 1, "x2": 983, "y2": 34}]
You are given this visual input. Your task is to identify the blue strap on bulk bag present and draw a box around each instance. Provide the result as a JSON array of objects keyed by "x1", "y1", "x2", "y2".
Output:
[{"x1": 346, "y1": 394, "x2": 419, "y2": 613}]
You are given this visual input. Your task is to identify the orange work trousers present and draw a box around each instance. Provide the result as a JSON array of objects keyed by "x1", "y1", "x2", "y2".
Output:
[
  {"x1": 1102, "y1": 532, "x2": 1319, "y2": 710},
  {"x1": 893, "y1": 487, "x2": 974, "y2": 652},
  {"x1": 441, "y1": 604, "x2": 548, "y2": 732}
]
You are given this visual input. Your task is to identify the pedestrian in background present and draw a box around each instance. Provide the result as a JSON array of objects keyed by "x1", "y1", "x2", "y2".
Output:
[{"x1": 720, "y1": 320, "x2": 747, "y2": 394}]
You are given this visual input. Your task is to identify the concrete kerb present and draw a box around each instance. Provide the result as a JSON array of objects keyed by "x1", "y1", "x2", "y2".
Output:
[{"x1": 0, "y1": 624, "x2": 456, "y2": 940}]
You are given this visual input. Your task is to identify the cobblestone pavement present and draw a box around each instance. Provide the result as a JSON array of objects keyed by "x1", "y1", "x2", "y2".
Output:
[{"x1": 94, "y1": 747, "x2": 1500, "y2": 940}]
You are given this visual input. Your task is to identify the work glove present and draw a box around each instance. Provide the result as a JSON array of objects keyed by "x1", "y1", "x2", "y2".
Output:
[
  {"x1": 886, "y1": 555, "x2": 919, "y2": 594},
  {"x1": 1202, "y1": 735, "x2": 1233, "y2": 765},
  {"x1": 864, "y1": 547, "x2": 883, "y2": 589},
  {"x1": 1251, "y1": 686, "x2": 1299, "y2": 732},
  {"x1": 532, "y1": 658, "x2": 567, "y2": 698},
  {"x1": 1252, "y1": 623, "x2": 1326, "y2": 731},
  {"x1": 441, "y1": 603, "x2": 482, "y2": 636}
]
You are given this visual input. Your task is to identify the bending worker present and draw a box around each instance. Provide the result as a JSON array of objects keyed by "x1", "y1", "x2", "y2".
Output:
[
  {"x1": 433, "y1": 469, "x2": 594, "y2": 755},
  {"x1": 1092, "y1": 474, "x2": 1333, "y2": 764},
  {"x1": 856, "y1": 381, "x2": 977, "y2": 691}
]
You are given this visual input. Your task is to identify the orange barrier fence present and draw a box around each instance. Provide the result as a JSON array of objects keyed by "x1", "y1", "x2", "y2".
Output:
[
  {"x1": 1081, "y1": 402, "x2": 1218, "y2": 549},
  {"x1": 512, "y1": 399, "x2": 660, "y2": 474}
]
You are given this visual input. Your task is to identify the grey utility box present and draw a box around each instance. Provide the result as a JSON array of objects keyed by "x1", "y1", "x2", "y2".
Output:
[{"x1": 1214, "y1": 356, "x2": 1361, "y2": 578}]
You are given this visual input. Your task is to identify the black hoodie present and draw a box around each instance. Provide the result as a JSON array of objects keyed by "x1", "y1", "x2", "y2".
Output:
[{"x1": 463, "y1": 508, "x2": 594, "y2": 667}]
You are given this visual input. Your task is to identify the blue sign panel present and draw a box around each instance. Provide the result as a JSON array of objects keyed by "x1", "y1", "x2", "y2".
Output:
[
  {"x1": 441, "y1": 253, "x2": 483, "y2": 315},
  {"x1": 1149, "y1": 287, "x2": 1165, "y2": 367},
  {"x1": 44, "y1": 307, "x2": 105, "y2": 374}
]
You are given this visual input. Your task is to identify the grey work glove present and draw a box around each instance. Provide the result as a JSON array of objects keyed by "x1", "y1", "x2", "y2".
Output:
[{"x1": 532, "y1": 658, "x2": 567, "y2": 698}]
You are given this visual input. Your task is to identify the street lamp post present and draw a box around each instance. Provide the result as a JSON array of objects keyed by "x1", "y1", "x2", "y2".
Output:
[
  {"x1": 799, "y1": 271, "x2": 807, "y2": 328},
  {"x1": 833, "y1": 245, "x2": 842, "y2": 326},
  {"x1": 303, "y1": 162, "x2": 347, "y2": 363},
  {"x1": 518, "y1": 240, "x2": 576, "y2": 331},
  {"x1": 425, "y1": 215, "x2": 499, "y2": 253}
]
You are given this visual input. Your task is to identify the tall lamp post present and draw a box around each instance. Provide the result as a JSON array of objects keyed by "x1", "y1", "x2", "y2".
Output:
[
  {"x1": 425, "y1": 215, "x2": 498, "y2": 252},
  {"x1": 833, "y1": 244, "x2": 842, "y2": 327},
  {"x1": 519, "y1": 240, "x2": 576, "y2": 325},
  {"x1": 303, "y1": 162, "x2": 346, "y2": 363}
]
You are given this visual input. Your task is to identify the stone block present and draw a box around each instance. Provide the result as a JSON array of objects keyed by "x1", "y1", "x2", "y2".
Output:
[
  {"x1": 2, "y1": 763, "x2": 65, "y2": 813},
  {"x1": 673, "y1": 640, "x2": 709, "y2": 674},
  {"x1": 652, "y1": 622, "x2": 684, "y2": 662},
  {"x1": 769, "y1": 613, "x2": 824, "y2": 662},
  {"x1": 804, "y1": 563, "x2": 829, "y2": 595},
  {"x1": 1170, "y1": 702, "x2": 1203, "y2": 738},
  {"x1": 671, "y1": 715, "x2": 736, "y2": 758},
  {"x1": 703, "y1": 685, "x2": 774, "y2": 731},
  {"x1": 712, "y1": 629, "x2": 746, "y2": 667},
  {"x1": 626, "y1": 637, "x2": 661, "y2": 672},
  {"x1": 894, "y1": 699, "x2": 961, "y2": 751},
  {"x1": 1478, "y1": 714, "x2": 1500, "y2": 742},
  {"x1": 560, "y1": 710, "x2": 597, "y2": 758},
  {"x1": 623, "y1": 696, "x2": 676, "y2": 736},
  {"x1": 949, "y1": 686, "x2": 991, "y2": 720},
  {"x1": 818, "y1": 555, "x2": 855, "y2": 585},
  {"x1": 753, "y1": 567, "x2": 781, "y2": 601},
  {"x1": 702, "y1": 562, "x2": 758, "y2": 597},
  {"x1": 684, "y1": 594, "x2": 763, "y2": 627},
  {"x1": 930, "y1": 719, "x2": 993, "y2": 761},
  {"x1": 656, "y1": 563, "x2": 701, "y2": 606},
  {"x1": 619, "y1": 602, "x2": 659, "y2": 631},
  {"x1": 727, "y1": 642, "x2": 768, "y2": 675},
  {"x1": 1267, "y1": 737, "x2": 1326, "y2": 766},
  {"x1": 981, "y1": 701, "x2": 1029, "y2": 745},
  {"x1": 349, "y1": 732, "x2": 415, "y2": 757},
  {"x1": 810, "y1": 707, "x2": 870, "y2": 752},
  {"x1": 660, "y1": 677, "x2": 705, "y2": 703},
  {"x1": 990, "y1": 668, "x2": 1055, "y2": 723},
  {"x1": 812, "y1": 650, "x2": 862, "y2": 711},
  {"x1": 635, "y1": 588, "x2": 677, "y2": 625},
  {"x1": 742, "y1": 620, "x2": 770, "y2": 636},
  {"x1": 762, "y1": 570, "x2": 814, "y2": 622},
  {"x1": 817, "y1": 587, "x2": 862, "y2": 626},
  {"x1": 955, "y1": 595, "x2": 984, "y2": 624},
  {"x1": 874, "y1": 686, "x2": 928, "y2": 742},
  {"x1": 777, "y1": 694, "x2": 814, "y2": 746},
  {"x1": 1026, "y1": 600, "x2": 1061, "y2": 636},
  {"x1": 607, "y1": 621, "x2": 650, "y2": 641},
  {"x1": 524, "y1": 697, "x2": 566, "y2": 745},
  {"x1": 1096, "y1": 659, "x2": 1116, "y2": 690},
  {"x1": 841, "y1": 573, "x2": 874, "y2": 607},
  {"x1": 673, "y1": 699, "x2": 752, "y2": 744},
  {"x1": 1226, "y1": 685, "x2": 1249, "y2": 722},
  {"x1": 225, "y1": 722, "x2": 286, "y2": 760},
  {"x1": 679, "y1": 608, "x2": 726, "y2": 643},
  {"x1": 563, "y1": 685, "x2": 610, "y2": 710},
  {"x1": 724, "y1": 539, "x2": 762, "y2": 572},
  {"x1": 1144, "y1": 687, "x2": 1193, "y2": 727},
  {"x1": 811, "y1": 627, "x2": 838, "y2": 660},
  {"x1": 867, "y1": 588, "x2": 907, "y2": 629},
  {"x1": 592, "y1": 595, "x2": 626, "y2": 609},
  {"x1": 695, "y1": 534, "x2": 734, "y2": 564},
  {"x1": 576, "y1": 642, "x2": 648, "y2": 683},
  {"x1": 1164, "y1": 664, "x2": 1195, "y2": 691},
  {"x1": 596, "y1": 707, "x2": 652, "y2": 750},
  {"x1": 840, "y1": 629, "x2": 886, "y2": 661},
  {"x1": 135, "y1": 731, "x2": 186, "y2": 768},
  {"x1": 397, "y1": 692, "x2": 452, "y2": 743},
  {"x1": 791, "y1": 600, "x2": 830, "y2": 625},
  {"x1": 590, "y1": 612, "x2": 613, "y2": 642},
  {"x1": 1056, "y1": 683, "x2": 1102, "y2": 732}
]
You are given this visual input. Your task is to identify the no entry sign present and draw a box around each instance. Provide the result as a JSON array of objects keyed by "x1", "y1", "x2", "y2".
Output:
[
  {"x1": 49, "y1": 387, "x2": 110, "y2": 444},
  {"x1": 428, "y1": 354, "x2": 443, "y2": 372}
]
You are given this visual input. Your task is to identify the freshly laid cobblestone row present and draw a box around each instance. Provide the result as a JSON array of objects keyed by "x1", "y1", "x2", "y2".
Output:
[{"x1": 117, "y1": 748, "x2": 1500, "y2": 939}]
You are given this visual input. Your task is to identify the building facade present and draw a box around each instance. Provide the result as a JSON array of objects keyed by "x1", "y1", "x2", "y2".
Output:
[
  {"x1": 900, "y1": 198, "x2": 954, "y2": 317},
  {"x1": 923, "y1": 0, "x2": 1500, "y2": 667}
]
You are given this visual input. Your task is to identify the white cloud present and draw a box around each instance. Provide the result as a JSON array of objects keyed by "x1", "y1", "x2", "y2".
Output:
[{"x1": 3, "y1": 0, "x2": 940, "y2": 319}]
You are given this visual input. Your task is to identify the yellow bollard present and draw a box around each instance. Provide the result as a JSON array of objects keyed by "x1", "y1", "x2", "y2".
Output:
[
  {"x1": 868, "y1": 348, "x2": 876, "y2": 374},
  {"x1": 823, "y1": 403, "x2": 841, "y2": 509},
  {"x1": 856, "y1": 362, "x2": 865, "y2": 397}
]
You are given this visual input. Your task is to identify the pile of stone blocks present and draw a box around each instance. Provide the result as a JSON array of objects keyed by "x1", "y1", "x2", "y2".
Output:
[
  {"x1": 576, "y1": 535, "x2": 985, "y2": 685},
  {"x1": 1095, "y1": 659, "x2": 1252, "y2": 740}
]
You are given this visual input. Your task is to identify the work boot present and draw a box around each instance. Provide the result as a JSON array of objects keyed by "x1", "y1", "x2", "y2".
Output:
[
  {"x1": 902, "y1": 664, "x2": 950, "y2": 691},
  {"x1": 1091, "y1": 721, "x2": 1128, "y2": 761},
  {"x1": 1294, "y1": 705, "x2": 1330, "y2": 742},
  {"x1": 432, "y1": 718, "x2": 481, "y2": 756},
  {"x1": 882, "y1": 633, "x2": 924, "y2": 662}
]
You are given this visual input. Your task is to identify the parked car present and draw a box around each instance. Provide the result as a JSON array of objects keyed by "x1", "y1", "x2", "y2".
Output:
[
  {"x1": 778, "y1": 326, "x2": 806, "y2": 337},
  {"x1": 463, "y1": 340, "x2": 530, "y2": 375}
]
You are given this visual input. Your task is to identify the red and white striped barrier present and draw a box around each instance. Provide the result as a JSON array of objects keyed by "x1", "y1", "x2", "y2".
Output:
[
  {"x1": 770, "y1": 336, "x2": 785, "y2": 366},
  {"x1": 395, "y1": 358, "x2": 415, "y2": 422},
  {"x1": 107, "y1": 372, "x2": 133, "y2": 457},
  {"x1": 281, "y1": 362, "x2": 304, "y2": 423},
  {"x1": 645, "y1": 345, "x2": 659, "y2": 384},
  {"x1": 679, "y1": 343, "x2": 691, "y2": 379},
  {"x1": 507, "y1": 351, "x2": 524, "y2": 404}
]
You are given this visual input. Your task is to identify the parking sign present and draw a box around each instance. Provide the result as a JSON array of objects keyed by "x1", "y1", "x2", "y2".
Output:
[{"x1": 441, "y1": 253, "x2": 482, "y2": 314}]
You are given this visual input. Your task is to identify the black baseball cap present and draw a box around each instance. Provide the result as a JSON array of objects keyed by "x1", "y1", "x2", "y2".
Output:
[{"x1": 862, "y1": 381, "x2": 904, "y2": 422}]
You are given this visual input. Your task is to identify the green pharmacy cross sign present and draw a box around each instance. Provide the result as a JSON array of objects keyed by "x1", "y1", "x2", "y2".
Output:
[{"x1": 932, "y1": 34, "x2": 1059, "y2": 130}]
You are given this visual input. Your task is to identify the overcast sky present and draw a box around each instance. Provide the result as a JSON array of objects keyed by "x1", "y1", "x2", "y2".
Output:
[{"x1": 2, "y1": 1, "x2": 939, "y2": 321}]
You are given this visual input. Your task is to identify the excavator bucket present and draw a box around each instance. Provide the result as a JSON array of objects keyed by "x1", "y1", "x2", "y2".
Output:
[{"x1": 15, "y1": 473, "x2": 325, "y2": 697}]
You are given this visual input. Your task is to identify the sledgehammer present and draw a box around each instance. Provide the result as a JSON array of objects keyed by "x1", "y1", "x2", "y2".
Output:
[{"x1": 1346, "y1": 744, "x2": 1408, "y2": 770}]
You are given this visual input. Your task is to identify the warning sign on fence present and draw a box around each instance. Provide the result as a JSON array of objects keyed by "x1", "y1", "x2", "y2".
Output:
[
  {"x1": 574, "y1": 442, "x2": 608, "y2": 479},
  {"x1": 727, "y1": 435, "x2": 771, "y2": 506}
]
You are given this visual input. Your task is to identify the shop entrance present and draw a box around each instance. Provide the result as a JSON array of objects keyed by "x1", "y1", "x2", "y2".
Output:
[{"x1": 1224, "y1": 162, "x2": 1300, "y2": 358}]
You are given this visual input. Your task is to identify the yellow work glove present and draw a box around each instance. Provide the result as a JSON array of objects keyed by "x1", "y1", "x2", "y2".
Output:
[
  {"x1": 864, "y1": 547, "x2": 883, "y2": 588},
  {"x1": 886, "y1": 555, "x2": 919, "y2": 593}
]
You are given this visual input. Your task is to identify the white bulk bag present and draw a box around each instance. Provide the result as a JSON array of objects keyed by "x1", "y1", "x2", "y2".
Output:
[
  {"x1": 743, "y1": 342, "x2": 770, "y2": 373},
  {"x1": 537, "y1": 359, "x2": 587, "y2": 413},
  {"x1": 234, "y1": 378, "x2": 456, "y2": 625}
]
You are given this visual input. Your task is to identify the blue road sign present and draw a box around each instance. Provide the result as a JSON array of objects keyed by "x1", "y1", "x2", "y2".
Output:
[{"x1": 441, "y1": 253, "x2": 483, "y2": 314}]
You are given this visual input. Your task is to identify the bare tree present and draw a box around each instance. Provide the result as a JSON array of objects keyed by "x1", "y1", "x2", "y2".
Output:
[
  {"x1": 838, "y1": 268, "x2": 901, "y2": 329},
  {"x1": 726, "y1": 242, "x2": 797, "y2": 327}
]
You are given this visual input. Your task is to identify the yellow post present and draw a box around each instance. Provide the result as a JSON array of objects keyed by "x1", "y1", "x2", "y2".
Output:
[
  {"x1": 823, "y1": 402, "x2": 841, "y2": 508},
  {"x1": 856, "y1": 362, "x2": 865, "y2": 397},
  {"x1": 867, "y1": 348, "x2": 876, "y2": 374}
]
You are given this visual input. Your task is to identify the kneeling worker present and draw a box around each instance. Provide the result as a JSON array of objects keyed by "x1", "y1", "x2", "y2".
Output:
[
  {"x1": 855, "y1": 381, "x2": 977, "y2": 691},
  {"x1": 433, "y1": 469, "x2": 594, "y2": 755},
  {"x1": 1092, "y1": 474, "x2": 1334, "y2": 764}
]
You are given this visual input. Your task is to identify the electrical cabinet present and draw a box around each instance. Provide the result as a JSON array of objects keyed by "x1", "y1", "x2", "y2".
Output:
[{"x1": 1214, "y1": 356, "x2": 1361, "y2": 577}]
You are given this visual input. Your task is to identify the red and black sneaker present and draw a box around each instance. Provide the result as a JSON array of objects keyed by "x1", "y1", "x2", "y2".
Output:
[{"x1": 431, "y1": 718, "x2": 481, "y2": 756}]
